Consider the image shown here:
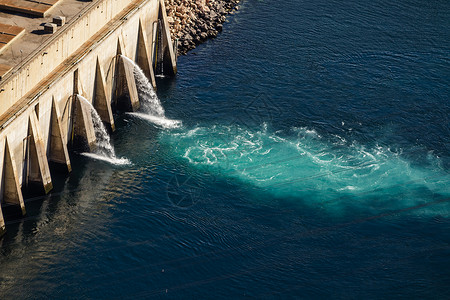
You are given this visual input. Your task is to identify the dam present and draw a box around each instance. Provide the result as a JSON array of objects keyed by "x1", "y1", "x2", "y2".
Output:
[
  {"x1": 0, "y1": 0, "x2": 178, "y2": 237},
  {"x1": 0, "y1": 0, "x2": 449, "y2": 297}
]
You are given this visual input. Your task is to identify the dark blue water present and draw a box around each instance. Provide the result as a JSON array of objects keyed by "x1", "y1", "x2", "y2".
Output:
[{"x1": 1, "y1": 0, "x2": 449, "y2": 298}]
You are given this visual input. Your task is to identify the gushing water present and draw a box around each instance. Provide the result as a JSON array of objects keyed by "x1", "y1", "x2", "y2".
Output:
[
  {"x1": 120, "y1": 55, "x2": 181, "y2": 129},
  {"x1": 77, "y1": 95, "x2": 130, "y2": 165}
]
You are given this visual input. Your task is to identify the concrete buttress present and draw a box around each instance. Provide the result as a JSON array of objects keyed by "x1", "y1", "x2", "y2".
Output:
[
  {"x1": 48, "y1": 98, "x2": 72, "y2": 172},
  {"x1": 137, "y1": 19, "x2": 157, "y2": 89},
  {"x1": 72, "y1": 95, "x2": 97, "y2": 152},
  {"x1": 26, "y1": 111, "x2": 53, "y2": 194},
  {"x1": 115, "y1": 39, "x2": 140, "y2": 112},
  {"x1": 1, "y1": 139, "x2": 26, "y2": 216},
  {"x1": 158, "y1": 0, "x2": 177, "y2": 76},
  {"x1": 94, "y1": 58, "x2": 116, "y2": 131}
]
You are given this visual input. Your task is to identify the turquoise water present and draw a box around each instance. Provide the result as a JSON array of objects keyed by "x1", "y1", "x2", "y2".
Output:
[
  {"x1": 0, "y1": 0, "x2": 449, "y2": 298},
  {"x1": 161, "y1": 124, "x2": 450, "y2": 217}
]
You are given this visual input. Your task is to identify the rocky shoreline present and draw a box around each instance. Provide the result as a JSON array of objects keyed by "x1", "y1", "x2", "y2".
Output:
[{"x1": 164, "y1": 0, "x2": 241, "y2": 55}]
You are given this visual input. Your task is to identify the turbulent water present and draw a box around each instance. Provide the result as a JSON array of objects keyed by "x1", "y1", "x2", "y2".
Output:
[
  {"x1": 77, "y1": 95, "x2": 130, "y2": 165},
  {"x1": 161, "y1": 124, "x2": 450, "y2": 216},
  {"x1": 0, "y1": 0, "x2": 449, "y2": 298},
  {"x1": 121, "y1": 55, "x2": 181, "y2": 129}
]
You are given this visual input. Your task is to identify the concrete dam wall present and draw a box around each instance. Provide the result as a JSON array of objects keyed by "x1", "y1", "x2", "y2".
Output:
[{"x1": 0, "y1": 0, "x2": 177, "y2": 236}]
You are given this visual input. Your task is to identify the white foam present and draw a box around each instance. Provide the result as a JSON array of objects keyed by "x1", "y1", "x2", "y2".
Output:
[
  {"x1": 81, "y1": 152, "x2": 131, "y2": 166},
  {"x1": 128, "y1": 112, "x2": 182, "y2": 129}
]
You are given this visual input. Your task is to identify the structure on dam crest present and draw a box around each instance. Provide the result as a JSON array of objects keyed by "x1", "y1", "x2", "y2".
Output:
[{"x1": 0, "y1": 0, "x2": 177, "y2": 237}]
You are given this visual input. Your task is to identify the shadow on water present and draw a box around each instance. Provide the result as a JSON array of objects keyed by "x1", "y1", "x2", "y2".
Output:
[{"x1": 0, "y1": 150, "x2": 124, "y2": 247}]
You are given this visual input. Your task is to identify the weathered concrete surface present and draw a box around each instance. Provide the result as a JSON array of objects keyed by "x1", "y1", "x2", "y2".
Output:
[{"x1": 0, "y1": 0, "x2": 177, "y2": 237}]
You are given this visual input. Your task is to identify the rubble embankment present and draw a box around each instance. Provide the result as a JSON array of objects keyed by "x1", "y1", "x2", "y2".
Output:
[{"x1": 164, "y1": 0, "x2": 241, "y2": 55}]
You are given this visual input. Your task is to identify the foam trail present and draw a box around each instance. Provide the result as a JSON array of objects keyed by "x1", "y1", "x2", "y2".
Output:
[
  {"x1": 77, "y1": 95, "x2": 131, "y2": 165},
  {"x1": 160, "y1": 124, "x2": 450, "y2": 217},
  {"x1": 120, "y1": 55, "x2": 181, "y2": 129}
]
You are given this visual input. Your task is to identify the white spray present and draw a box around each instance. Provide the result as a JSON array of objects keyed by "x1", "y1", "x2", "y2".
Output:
[
  {"x1": 120, "y1": 55, "x2": 181, "y2": 129},
  {"x1": 77, "y1": 95, "x2": 130, "y2": 165}
]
